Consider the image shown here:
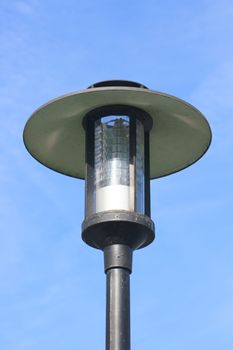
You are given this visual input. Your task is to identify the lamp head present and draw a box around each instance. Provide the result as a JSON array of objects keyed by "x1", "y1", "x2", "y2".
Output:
[{"x1": 23, "y1": 80, "x2": 211, "y2": 250}]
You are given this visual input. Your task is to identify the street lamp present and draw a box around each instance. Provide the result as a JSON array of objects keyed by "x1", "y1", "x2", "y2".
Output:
[{"x1": 23, "y1": 80, "x2": 211, "y2": 350}]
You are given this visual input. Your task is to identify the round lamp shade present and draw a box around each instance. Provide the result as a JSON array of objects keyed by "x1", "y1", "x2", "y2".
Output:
[{"x1": 23, "y1": 81, "x2": 211, "y2": 179}]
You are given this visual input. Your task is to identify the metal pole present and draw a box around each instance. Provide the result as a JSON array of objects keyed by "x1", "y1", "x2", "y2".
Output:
[{"x1": 104, "y1": 244, "x2": 133, "y2": 350}]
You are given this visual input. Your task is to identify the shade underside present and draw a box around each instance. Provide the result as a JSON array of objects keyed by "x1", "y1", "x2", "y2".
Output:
[{"x1": 23, "y1": 86, "x2": 212, "y2": 179}]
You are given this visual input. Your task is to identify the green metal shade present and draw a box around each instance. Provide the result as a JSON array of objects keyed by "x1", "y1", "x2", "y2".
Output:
[{"x1": 23, "y1": 82, "x2": 211, "y2": 179}]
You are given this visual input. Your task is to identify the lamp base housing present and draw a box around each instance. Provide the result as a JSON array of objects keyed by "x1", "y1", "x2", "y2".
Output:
[{"x1": 82, "y1": 210, "x2": 155, "y2": 250}]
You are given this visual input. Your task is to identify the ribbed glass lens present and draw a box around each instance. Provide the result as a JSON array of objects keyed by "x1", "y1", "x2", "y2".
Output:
[
  {"x1": 85, "y1": 112, "x2": 147, "y2": 216},
  {"x1": 136, "y1": 119, "x2": 145, "y2": 213},
  {"x1": 95, "y1": 116, "x2": 131, "y2": 212}
]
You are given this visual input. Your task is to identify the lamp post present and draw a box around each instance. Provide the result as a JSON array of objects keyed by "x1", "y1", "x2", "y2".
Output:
[{"x1": 23, "y1": 80, "x2": 211, "y2": 350}]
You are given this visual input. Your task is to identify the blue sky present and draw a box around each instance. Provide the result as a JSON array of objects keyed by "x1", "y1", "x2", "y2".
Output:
[{"x1": 0, "y1": 0, "x2": 233, "y2": 349}]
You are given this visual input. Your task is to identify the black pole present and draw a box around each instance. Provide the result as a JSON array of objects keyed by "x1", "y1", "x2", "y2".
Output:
[{"x1": 104, "y1": 244, "x2": 133, "y2": 350}]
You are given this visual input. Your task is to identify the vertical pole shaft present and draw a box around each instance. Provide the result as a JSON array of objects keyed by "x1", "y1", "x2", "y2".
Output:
[
  {"x1": 106, "y1": 267, "x2": 130, "y2": 350},
  {"x1": 104, "y1": 244, "x2": 132, "y2": 350}
]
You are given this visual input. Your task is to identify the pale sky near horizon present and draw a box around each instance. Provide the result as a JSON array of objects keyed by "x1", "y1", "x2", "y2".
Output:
[{"x1": 1, "y1": 1, "x2": 233, "y2": 349}]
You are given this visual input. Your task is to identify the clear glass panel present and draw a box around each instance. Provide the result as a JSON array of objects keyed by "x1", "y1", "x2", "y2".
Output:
[
  {"x1": 94, "y1": 116, "x2": 132, "y2": 212},
  {"x1": 90, "y1": 115, "x2": 146, "y2": 215},
  {"x1": 135, "y1": 119, "x2": 145, "y2": 213}
]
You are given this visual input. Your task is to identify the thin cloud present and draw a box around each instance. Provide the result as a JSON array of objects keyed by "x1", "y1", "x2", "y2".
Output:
[{"x1": 12, "y1": 1, "x2": 37, "y2": 16}]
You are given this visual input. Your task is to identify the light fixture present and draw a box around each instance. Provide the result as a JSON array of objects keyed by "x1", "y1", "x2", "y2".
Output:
[{"x1": 23, "y1": 80, "x2": 211, "y2": 350}]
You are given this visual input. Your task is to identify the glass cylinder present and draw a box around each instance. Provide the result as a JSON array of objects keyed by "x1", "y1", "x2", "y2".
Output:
[
  {"x1": 84, "y1": 110, "x2": 150, "y2": 217},
  {"x1": 95, "y1": 116, "x2": 132, "y2": 212}
]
